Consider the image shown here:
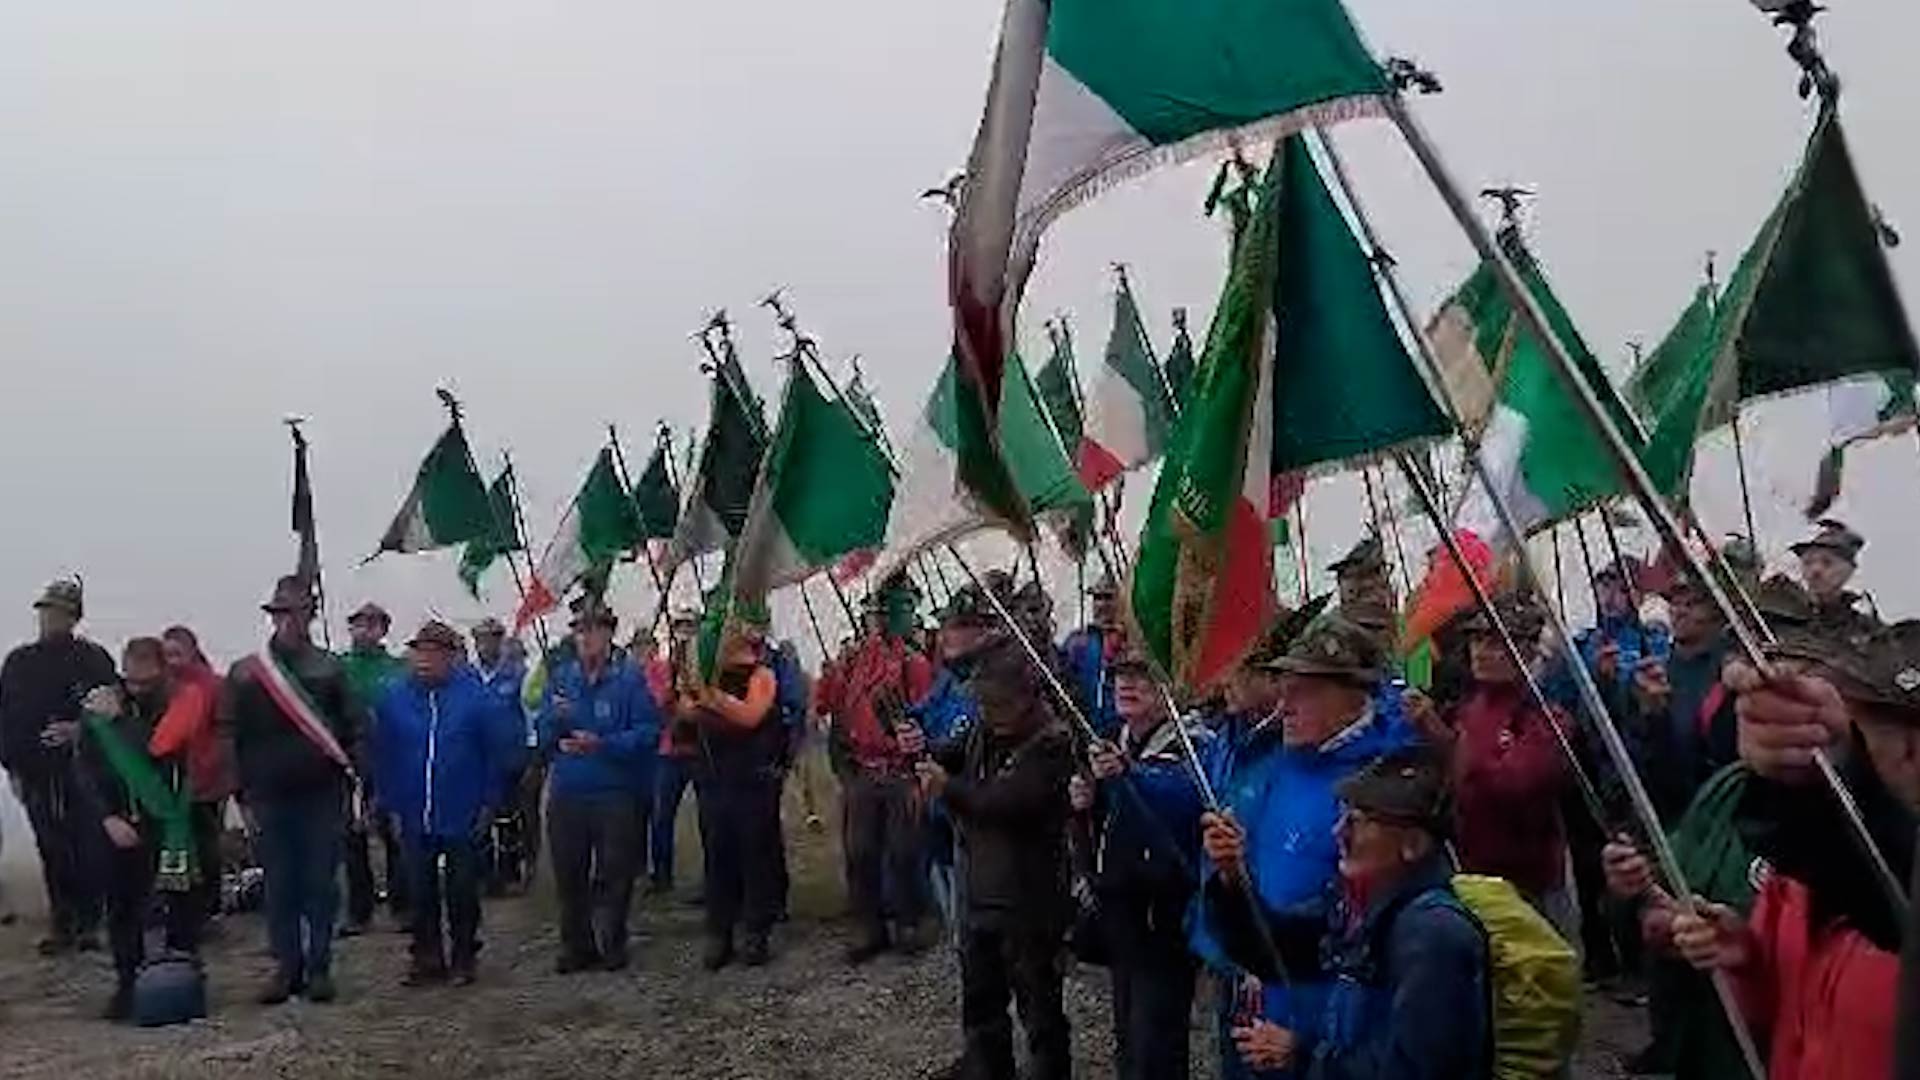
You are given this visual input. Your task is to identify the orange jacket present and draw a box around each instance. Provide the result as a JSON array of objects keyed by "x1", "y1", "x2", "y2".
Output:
[{"x1": 148, "y1": 665, "x2": 235, "y2": 802}]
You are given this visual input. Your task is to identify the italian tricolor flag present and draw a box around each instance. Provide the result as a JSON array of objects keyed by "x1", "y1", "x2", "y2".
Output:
[
  {"x1": 950, "y1": 0, "x2": 1386, "y2": 524},
  {"x1": 1077, "y1": 273, "x2": 1176, "y2": 491},
  {"x1": 515, "y1": 447, "x2": 644, "y2": 629}
]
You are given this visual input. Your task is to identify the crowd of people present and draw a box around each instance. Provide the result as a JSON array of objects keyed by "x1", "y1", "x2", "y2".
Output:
[{"x1": 1, "y1": 515, "x2": 1916, "y2": 1079}]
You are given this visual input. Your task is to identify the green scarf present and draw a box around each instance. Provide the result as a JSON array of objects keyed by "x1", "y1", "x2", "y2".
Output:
[{"x1": 83, "y1": 711, "x2": 196, "y2": 892}]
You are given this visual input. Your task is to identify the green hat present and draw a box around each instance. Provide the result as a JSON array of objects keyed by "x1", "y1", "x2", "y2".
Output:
[
  {"x1": 1329, "y1": 533, "x2": 1387, "y2": 579},
  {"x1": 407, "y1": 620, "x2": 463, "y2": 651},
  {"x1": 1246, "y1": 593, "x2": 1334, "y2": 668},
  {"x1": 1752, "y1": 574, "x2": 1814, "y2": 628},
  {"x1": 1336, "y1": 746, "x2": 1453, "y2": 835},
  {"x1": 32, "y1": 578, "x2": 84, "y2": 619},
  {"x1": 1790, "y1": 519, "x2": 1865, "y2": 564},
  {"x1": 1776, "y1": 620, "x2": 1920, "y2": 715},
  {"x1": 1263, "y1": 615, "x2": 1383, "y2": 684}
]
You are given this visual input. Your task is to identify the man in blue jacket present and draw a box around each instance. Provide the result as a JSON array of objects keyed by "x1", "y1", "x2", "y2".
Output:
[
  {"x1": 1061, "y1": 576, "x2": 1125, "y2": 739},
  {"x1": 374, "y1": 621, "x2": 522, "y2": 987},
  {"x1": 536, "y1": 602, "x2": 659, "y2": 973},
  {"x1": 1191, "y1": 616, "x2": 1412, "y2": 1079},
  {"x1": 1069, "y1": 647, "x2": 1213, "y2": 1080},
  {"x1": 909, "y1": 584, "x2": 995, "y2": 941}
]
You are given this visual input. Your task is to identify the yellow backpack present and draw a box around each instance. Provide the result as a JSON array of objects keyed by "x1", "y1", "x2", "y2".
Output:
[{"x1": 1449, "y1": 874, "x2": 1583, "y2": 1080}]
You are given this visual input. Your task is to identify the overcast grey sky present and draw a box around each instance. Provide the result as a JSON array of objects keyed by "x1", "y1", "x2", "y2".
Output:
[{"x1": 4, "y1": 1, "x2": 1919, "y2": 666}]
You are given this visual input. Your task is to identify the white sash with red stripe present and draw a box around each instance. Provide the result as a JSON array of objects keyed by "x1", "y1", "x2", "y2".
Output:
[{"x1": 249, "y1": 650, "x2": 355, "y2": 777}]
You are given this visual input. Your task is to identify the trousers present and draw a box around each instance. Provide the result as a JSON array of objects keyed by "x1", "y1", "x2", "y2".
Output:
[
  {"x1": 104, "y1": 835, "x2": 198, "y2": 985},
  {"x1": 403, "y1": 833, "x2": 481, "y2": 968},
  {"x1": 650, "y1": 756, "x2": 693, "y2": 887},
  {"x1": 548, "y1": 792, "x2": 639, "y2": 961},
  {"x1": 843, "y1": 771, "x2": 924, "y2": 934},
  {"x1": 959, "y1": 921, "x2": 1071, "y2": 1080},
  {"x1": 254, "y1": 789, "x2": 345, "y2": 980},
  {"x1": 696, "y1": 776, "x2": 781, "y2": 940},
  {"x1": 345, "y1": 808, "x2": 407, "y2": 923},
  {"x1": 18, "y1": 770, "x2": 103, "y2": 940},
  {"x1": 1107, "y1": 905, "x2": 1197, "y2": 1080}
]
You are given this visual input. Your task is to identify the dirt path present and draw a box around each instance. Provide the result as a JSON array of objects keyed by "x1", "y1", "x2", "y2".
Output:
[{"x1": 0, "y1": 791, "x2": 1645, "y2": 1079}]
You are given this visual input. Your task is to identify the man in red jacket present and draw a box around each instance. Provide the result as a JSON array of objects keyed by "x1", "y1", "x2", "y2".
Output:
[
  {"x1": 1670, "y1": 621, "x2": 1920, "y2": 1080},
  {"x1": 1435, "y1": 591, "x2": 1577, "y2": 942},
  {"x1": 817, "y1": 584, "x2": 934, "y2": 963}
]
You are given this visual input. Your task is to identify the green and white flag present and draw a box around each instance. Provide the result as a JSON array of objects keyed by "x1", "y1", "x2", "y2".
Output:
[
  {"x1": 632, "y1": 437, "x2": 681, "y2": 543},
  {"x1": 456, "y1": 465, "x2": 525, "y2": 597},
  {"x1": 1077, "y1": 272, "x2": 1176, "y2": 491},
  {"x1": 729, "y1": 366, "x2": 896, "y2": 601},
  {"x1": 1438, "y1": 228, "x2": 1643, "y2": 543},
  {"x1": 1035, "y1": 321, "x2": 1085, "y2": 454},
  {"x1": 515, "y1": 447, "x2": 645, "y2": 629},
  {"x1": 374, "y1": 421, "x2": 493, "y2": 556},
  {"x1": 876, "y1": 351, "x2": 1092, "y2": 580},
  {"x1": 949, "y1": 0, "x2": 1387, "y2": 532}
]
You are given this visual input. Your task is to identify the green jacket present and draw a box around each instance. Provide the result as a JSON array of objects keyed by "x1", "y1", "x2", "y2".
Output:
[
  {"x1": 339, "y1": 647, "x2": 405, "y2": 713},
  {"x1": 1656, "y1": 764, "x2": 1761, "y2": 1080}
]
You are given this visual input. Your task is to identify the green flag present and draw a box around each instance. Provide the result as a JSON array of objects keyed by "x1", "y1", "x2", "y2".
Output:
[
  {"x1": 671, "y1": 348, "x2": 771, "y2": 564},
  {"x1": 1630, "y1": 284, "x2": 1720, "y2": 499},
  {"x1": 729, "y1": 364, "x2": 896, "y2": 601},
  {"x1": 1004, "y1": 356, "x2": 1095, "y2": 522},
  {"x1": 1268, "y1": 136, "x2": 1450, "y2": 473},
  {"x1": 1729, "y1": 108, "x2": 1920, "y2": 402},
  {"x1": 1035, "y1": 324, "x2": 1085, "y2": 453},
  {"x1": 375, "y1": 421, "x2": 494, "y2": 556},
  {"x1": 632, "y1": 440, "x2": 680, "y2": 541},
  {"x1": 456, "y1": 466, "x2": 524, "y2": 597},
  {"x1": 1164, "y1": 310, "x2": 1196, "y2": 408}
]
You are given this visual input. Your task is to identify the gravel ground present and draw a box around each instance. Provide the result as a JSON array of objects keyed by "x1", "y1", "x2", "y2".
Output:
[{"x1": 0, "y1": 783, "x2": 1647, "y2": 1079}]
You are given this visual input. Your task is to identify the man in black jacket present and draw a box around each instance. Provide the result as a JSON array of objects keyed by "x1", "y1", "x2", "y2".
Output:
[
  {"x1": 914, "y1": 640, "x2": 1076, "y2": 1080},
  {"x1": 222, "y1": 575, "x2": 363, "y2": 1006},
  {"x1": 0, "y1": 578, "x2": 116, "y2": 955}
]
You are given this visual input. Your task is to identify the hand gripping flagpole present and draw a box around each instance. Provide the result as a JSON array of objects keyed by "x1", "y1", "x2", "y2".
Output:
[
  {"x1": 1313, "y1": 118, "x2": 1771, "y2": 1078},
  {"x1": 1375, "y1": 76, "x2": 1908, "y2": 927}
]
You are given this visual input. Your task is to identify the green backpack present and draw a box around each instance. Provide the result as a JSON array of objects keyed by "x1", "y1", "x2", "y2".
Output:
[{"x1": 1448, "y1": 874, "x2": 1583, "y2": 1080}]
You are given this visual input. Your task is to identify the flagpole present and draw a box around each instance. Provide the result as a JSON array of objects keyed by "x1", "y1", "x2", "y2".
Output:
[
  {"x1": 1372, "y1": 461, "x2": 1416, "y2": 600},
  {"x1": 1112, "y1": 263, "x2": 1180, "y2": 422},
  {"x1": 606, "y1": 423, "x2": 673, "y2": 602},
  {"x1": 498, "y1": 448, "x2": 553, "y2": 655},
  {"x1": 1394, "y1": 450, "x2": 1609, "y2": 829},
  {"x1": 658, "y1": 415, "x2": 709, "y2": 601},
  {"x1": 1053, "y1": 311, "x2": 1136, "y2": 588},
  {"x1": 1729, "y1": 407, "x2": 1763, "y2": 545},
  {"x1": 1596, "y1": 503, "x2": 1645, "y2": 615},
  {"x1": 1317, "y1": 117, "x2": 1771, "y2": 1077},
  {"x1": 1551, "y1": 525, "x2": 1570, "y2": 623},
  {"x1": 286, "y1": 417, "x2": 333, "y2": 651}
]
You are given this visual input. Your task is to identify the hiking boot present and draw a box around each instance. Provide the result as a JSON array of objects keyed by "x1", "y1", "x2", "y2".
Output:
[
  {"x1": 305, "y1": 971, "x2": 337, "y2": 1003},
  {"x1": 601, "y1": 950, "x2": 631, "y2": 973},
  {"x1": 103, "y1": 982, "x2": 134, "y2": 1022},
  {"x1": 450, "y1": 958, "x2": 478, "y2": 987},
  {"x1": 701, "y1": 935, "x2": 735, "y2": 972},
  {"x1": 402, "y1": 960, "x2": 448, "y2": 988},
  {"x1": 845, "y1": 931, "x2": 890, "y2": 966},
  {"x1": 740, "y1": 933, "x2": 771, "y2": 968},
  {"x1": 256, "y1": 970, "x2": 301, "y2": 1006},
  {"x1": 555, "y1": 951, "x2": 601, "y2": 975}
]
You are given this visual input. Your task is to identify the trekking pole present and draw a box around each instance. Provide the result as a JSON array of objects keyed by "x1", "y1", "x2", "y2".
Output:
[{"x1": 1317, "y1": 116, "x2": 1772, "y2": 1078}]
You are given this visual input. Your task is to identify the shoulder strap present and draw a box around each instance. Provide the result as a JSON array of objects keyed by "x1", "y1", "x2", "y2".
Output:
[{"x1": 249, "y1": 652, "x2": 354, "y2": 775}]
